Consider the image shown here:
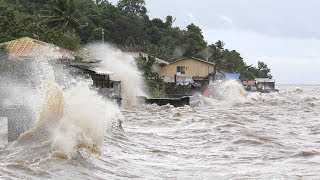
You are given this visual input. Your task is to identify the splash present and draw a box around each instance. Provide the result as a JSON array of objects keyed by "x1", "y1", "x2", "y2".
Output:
[
  {"x1": 51, "y1": 82, "x2": 122, "y2": 157},
  {"x1": 246, "y1": 87, "x2": 319, "y2": 107},
  {"x1": 0, "y1": 47, "x2": 123, "y2": 158},
  {"x1": 204, "y1": 80, "x2": 247, "y2": 106},
  {"x1": 220, "y1": 80, "x2": 247, "y2": 103},
  {"x1": 18, "y1": 83, "x2": 64, "y2": 143},
  {"x1": 82, "y1": 44, "x2": 146, "y2": 107}
]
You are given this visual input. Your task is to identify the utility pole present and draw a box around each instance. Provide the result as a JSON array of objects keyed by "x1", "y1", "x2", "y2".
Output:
[{"x1": 101, "y1": 28, "x2": 104, "y2": 44}]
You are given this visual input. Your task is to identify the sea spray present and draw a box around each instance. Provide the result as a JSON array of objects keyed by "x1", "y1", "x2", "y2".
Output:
[
  {"x1": 82, "y1": 44, "x2": 146, "y2": 107},
  {"x1": 51, "y1": 82, "x2": 123, "y2": 158},
  {"x1": 221, "y1": 80, "x2": 247, "y2": 103},
  {"x1": 1, "y1": 47, "x2": 124, "y2": 158},
  {"x1": 15, "y1": 55, "x2": 67, "y2": 143},
  {"x1": 18, "y1": 82, "x2": 64, "y2": 143},
  {"x1": 0, "y1": 55, "x2": 58, "y2": 141},
  {"x1": 204, "y1": 80, "x2": 247, "y2": 106}
]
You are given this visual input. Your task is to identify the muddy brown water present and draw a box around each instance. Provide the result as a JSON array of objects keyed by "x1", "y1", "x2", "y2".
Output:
[{"x1": 0, "y1": 86, "x2": 320, "y2": 179}]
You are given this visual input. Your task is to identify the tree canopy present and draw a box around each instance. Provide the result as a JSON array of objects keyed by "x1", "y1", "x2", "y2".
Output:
[
  {"x1": 117, "y1": 0, "x2": 147, "y2": 16},
  {"x1": 0, "y1": 0, "x2": 272, "y2": 79}
]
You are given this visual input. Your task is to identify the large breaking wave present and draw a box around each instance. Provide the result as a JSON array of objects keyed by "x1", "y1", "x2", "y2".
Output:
[{"x1": 0, "y1": 45, "x2": 146, "y2": 159}]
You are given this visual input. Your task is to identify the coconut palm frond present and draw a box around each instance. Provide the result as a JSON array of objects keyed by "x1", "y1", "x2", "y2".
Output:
[{"x1": 43, "y1": 0, "x2": 79, "y2": 34}]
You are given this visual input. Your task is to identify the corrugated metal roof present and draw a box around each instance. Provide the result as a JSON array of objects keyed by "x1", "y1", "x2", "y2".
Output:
[
  {"x1": 0, "y1": 37, "x2": 116, "y2": 76},
  {"x1": 0, "y1": 37, "x2": 76, "y2": 60},
  {"x1": 170, "y1": 57, "x2": 215, "y2": 66}
]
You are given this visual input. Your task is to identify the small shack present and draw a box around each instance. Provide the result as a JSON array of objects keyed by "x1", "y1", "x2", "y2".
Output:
[
  {"x1": 255, "y1": 78, "x2": 276, "y2": 92},
  {"x1": 242, "y1": 80, "x2": 257, "y2": 91},
  {"x1": 70, "y1": 60, "x2": 122, "y2": 104}
]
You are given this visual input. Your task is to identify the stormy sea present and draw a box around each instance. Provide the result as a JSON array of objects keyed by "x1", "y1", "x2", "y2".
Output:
[
  {"x1": 1, "y1": 84, "x2": 320, "y2": 179},
  {"x1": 1, "y1": 46, "x2": 320, "y2": 179}
]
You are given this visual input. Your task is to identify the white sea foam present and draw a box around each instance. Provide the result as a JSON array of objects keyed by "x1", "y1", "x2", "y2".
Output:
[
  {"x1": 51, "y1": 82, "x2": 122, "y2": 157},
  {"x1": 0, "y1": 48, "x2": 124, "y2": 158},
  {"x1": 204, "y1": 80, "x2": 247, "y2": 106}
]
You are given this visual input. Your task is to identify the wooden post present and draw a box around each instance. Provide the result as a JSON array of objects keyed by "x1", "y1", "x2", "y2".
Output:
[{"x1": 106, "y1": 75, "x2": 110, "y2": 88}]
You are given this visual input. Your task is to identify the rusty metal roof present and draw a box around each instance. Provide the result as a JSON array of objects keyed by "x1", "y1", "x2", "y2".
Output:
[
  {"x1": 0, "y1": 37, "x2": 76, "y2": 60},
  {"x1": 243, "y1": 80, "x2": 256, "y2": 86}
]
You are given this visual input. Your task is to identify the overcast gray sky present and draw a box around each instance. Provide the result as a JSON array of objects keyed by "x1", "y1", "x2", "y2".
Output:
[{"x1": 109, "y1": 0, "x2": 320, "y2": 84}]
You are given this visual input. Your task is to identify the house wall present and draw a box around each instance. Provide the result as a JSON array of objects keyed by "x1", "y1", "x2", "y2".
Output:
[{"x1": 159, "y1": 58, "x2": 214, "y2": 77}]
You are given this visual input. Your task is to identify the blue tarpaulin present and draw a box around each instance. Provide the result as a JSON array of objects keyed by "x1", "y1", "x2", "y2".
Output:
[{"x1": 225, "y1": 73, "x2": 240, "y2": 80}]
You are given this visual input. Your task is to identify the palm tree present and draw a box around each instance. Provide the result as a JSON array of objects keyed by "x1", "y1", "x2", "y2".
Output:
[
  {"x1": 213, "y1": 40, "x2": 225, "y2": 70},
  {"x1": 215, "y1": 40, "x2": 225, "y2": 50},
  {"x1": 207, "y1": 40, "x2": 225, "y2": 75},
  {"x1": 45, "y1": 0, "x2": 80, "y2": 34}
]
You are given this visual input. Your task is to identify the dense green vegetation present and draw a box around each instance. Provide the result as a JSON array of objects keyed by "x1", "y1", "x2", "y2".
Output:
[{"x1": 0, "y1": 0, "x2": 272, "y2": 79}]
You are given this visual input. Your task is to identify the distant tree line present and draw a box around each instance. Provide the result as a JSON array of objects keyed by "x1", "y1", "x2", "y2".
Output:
[{"x1": 0, "y1": 0, "x2": 272, "y2": 79}]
